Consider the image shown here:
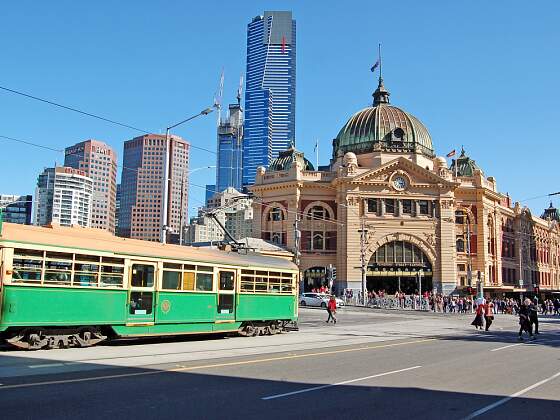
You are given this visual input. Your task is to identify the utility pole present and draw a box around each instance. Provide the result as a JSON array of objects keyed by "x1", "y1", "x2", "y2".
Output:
[
  {"x1": 178, "y1": 171, "x2": 186, "y2": 246},
  {"x1": 358, "y1": 216, "x2": 368, "y2": 306},
  {"x1": 294, "y1": 216, "x2": 302, "y2": 295}
]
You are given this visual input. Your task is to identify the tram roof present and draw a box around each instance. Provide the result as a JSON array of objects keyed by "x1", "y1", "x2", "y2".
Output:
[{"x1": 0, "y1": 223, "x2": 298, "y2": 271}]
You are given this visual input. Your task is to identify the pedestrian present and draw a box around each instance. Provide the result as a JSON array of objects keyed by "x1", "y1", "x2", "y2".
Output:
[
  {"x1": 484, "y1": 300, "x2": 494, "y2": 331},
  {"x1": 518, "y1": 299, "x2": 534, "y2": 340},
  {"x1": 529, "y1": 299, "x2": 539, "y2": 335},
  {"x1": 471, "y1": 303, "x2": 484, "y2": 330},
  {"x1": 326, "y1": 295, "x2": 337, "y2": 324}
]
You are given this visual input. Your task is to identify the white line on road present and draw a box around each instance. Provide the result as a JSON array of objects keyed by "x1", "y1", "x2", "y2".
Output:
[
  {"x1": 261, "y1": 365, "x2": 422, "y2": 400},
  {"x1": 463, "y1": 370, "x2": 560, "y2": 419},
  {"x1": 490, "y1": 343, "x2": 523, "y2": 352}
]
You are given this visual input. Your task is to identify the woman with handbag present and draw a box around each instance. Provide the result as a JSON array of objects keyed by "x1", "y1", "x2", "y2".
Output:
[{"x1": 471, "y1": 302, "x2": 484, "y2": 330}]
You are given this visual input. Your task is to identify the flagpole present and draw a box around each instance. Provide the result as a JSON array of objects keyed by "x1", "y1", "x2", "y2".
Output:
[
  {"x1": 315, "y1": 139, "x2": 319, "y2": 170},
  {"x1": 378, "y1": 43, "x2": 382, "y2": 80}
]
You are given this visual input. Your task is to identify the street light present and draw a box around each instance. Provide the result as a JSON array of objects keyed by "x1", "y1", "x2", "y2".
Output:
[{"x1": 162, "y1": 107, "x2": 214, "y2": 244}]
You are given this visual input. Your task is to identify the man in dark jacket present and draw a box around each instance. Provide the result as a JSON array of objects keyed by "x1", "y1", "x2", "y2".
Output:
[
  {"x1": 518, "y1": 299, "x2": 534, "y2": 340},
  {"x1": 529, "y1": 300, "x2": 539, "y2": 334}
]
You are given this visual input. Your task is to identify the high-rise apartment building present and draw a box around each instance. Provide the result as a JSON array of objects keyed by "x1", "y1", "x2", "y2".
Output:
[
  {"x1": 216, "y1": 103, "x2": 244, "y2": 193},
  {"x1": 118, "y1": 134, "x2": 190, "y2": 242},
  {"x1": 186, "y1": 187, "x2": 253, "y2": 244},
  {"x1": 242, "y1": 11, "x2": 296, "y2": 185},
  {"x1": 64, "y1": 140, "x2": 118, "y2": 233},
  {"x1": 0, "y1": 194, "x2": 33, "y2": 225},
  {"x1": 34, "y1": 167, "x2": 93, "y2": 227}
]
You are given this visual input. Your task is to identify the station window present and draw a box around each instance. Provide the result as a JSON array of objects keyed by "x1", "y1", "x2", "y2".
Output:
[
  {"x1": 402, "y1": 200, "x2": 412, "y2": 214},
  {"x1": 367, "y1": 199, "x2": 378, "y2": 214},
  {"x1": 419, "y1": 201, "x2": 429, "y2": 215},
  {"x1": 385, "y1": 199, "x2": 395, "y2": 215}
]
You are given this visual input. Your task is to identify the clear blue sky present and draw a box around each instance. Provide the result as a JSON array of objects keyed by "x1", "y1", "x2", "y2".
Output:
[{"x1": 1, "y1": 1, "x2": 559, "y2": 216}]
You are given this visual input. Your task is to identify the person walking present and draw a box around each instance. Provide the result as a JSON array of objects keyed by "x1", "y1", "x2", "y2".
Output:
[
  {"x1": 471, "y1": 303, "x2": 484, "y2": 330},
  {"x1": 326, "y1": 295, "x2": 337, "y2": 324},
  {"x1": 484, "y1": 300, "x2": 494, "y2": 331},
  {"x1": 529, "y1": 299, "x2": 539, "y2": 335},
  {"x1": 518, "y1": 299, "x2": 534, "y2": 341}
]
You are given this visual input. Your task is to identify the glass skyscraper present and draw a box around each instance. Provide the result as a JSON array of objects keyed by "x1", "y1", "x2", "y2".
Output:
[
  {"x1": 216, "y1": 103, "x2": 243, "y2": 193},
  {"x1": 242, "y1": 11, "x2": 296, "y2": 185}
]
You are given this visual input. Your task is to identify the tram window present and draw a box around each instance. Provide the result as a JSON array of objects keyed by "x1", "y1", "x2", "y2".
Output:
[
  {"x1": 163, "y1": 263, "x2": 181, "y2": 269},
  {"x1": 44, "y1": 260, "x2": 72, "y2": 285},
  {"x1": 102, "y1": 257, "x2": 125, "y2": 265},
  {"x1": 197, "y1": 265, "x2": 213, "y2": 272},
  {"x1": 73, "y1": 262, "x2": 99, "y2": 286},
  {"x1": 14, "y1": 248, "x2": 43, "y2": 258},
  {"x1": 269, "y1": 276, "x2": 281, "y2": 292},
  {"x1": 12, "y1": 258, "x2": 42, "y2": 282},
  {"x1": 183, "y1": 264, "x2": 196, "y2": 271},
  {"x1": 196, "y1": 273, "x2": 213, "y2": 291},
  {"x1": 240, "y1": 277, "x2": 255, "y2": 292},
  {"x1": 131, "y1": 265, "x2": 154, "y2": 287},
  {"x1": 75, "y1": 254, "x2": 100, "y2": 263},
  {"x1": 218, "y1": 294, "x2": 234, "y2": 313},
  {"x1": 45, "y1": 251, "x2": 72, "y2": 261},
  {"x1": 219, "y1": 271, "x2": 235, "y2": 291},
  {"x1": 255, "y1": 276, "x2": 268, "y2": 292},
  {"x1": 182, "y1": 271, "x2": 195, "y2": 291},
  {"x1": 129, "y1": 291, "x2": 153, "y2": 315},
  {"x1": 100, "y1": 265, "x2": 124, "y2": 287},
  {"x1": 162, "y1": 271, "x2": 181, "y2": 290}
]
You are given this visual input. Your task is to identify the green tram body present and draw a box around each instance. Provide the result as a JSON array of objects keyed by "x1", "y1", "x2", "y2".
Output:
[{"x1": 0, "y1": 223, "x2": 299, "y2": 349}]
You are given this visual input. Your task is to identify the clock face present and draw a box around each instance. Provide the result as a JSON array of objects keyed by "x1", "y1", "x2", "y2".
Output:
[{"x1": 393, "y1": 176, "x2": 407, "y2": 190}]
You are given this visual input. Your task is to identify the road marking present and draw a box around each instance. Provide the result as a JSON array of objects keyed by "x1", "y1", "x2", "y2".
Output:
[
  {"x1": 463, "y1": 370, "x2": 560, "y2": 419},
  {"x1": 0, "y1": 338, "x2": 435, "y2": 391},
  {"x1": 490, "y1": 343, "x2": 523, "y2": 352},
  {"x1": 29, "y1": 363, "x2": 65, "y2": 369},
  {"x1": 261, "y1": 365, "x2": 422, "y2": 400}
]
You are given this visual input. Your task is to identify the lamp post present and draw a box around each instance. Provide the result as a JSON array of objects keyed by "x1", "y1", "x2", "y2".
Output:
[
  {"x1": 358, "y1": 216, "x2": 369, "y2": 306},
  {"x1": 162, "y1": 107, "x2": 214, "y2": 244}
]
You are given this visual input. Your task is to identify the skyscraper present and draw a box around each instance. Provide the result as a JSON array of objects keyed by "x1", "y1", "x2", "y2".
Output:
[
  {"x1": 64, "y1": 140, "x2": 118, "y2": 233},
  {"x1": 34, "y1": 167, "x2": 93, "y2": 227},
  {"x1": 242, "y1": 11, "x2": 296, "y2": 185},
  {"x1": 0, "y1": 194, "x2": 33, "y2": 225},
  {"x1": 118, "y1": 134, "x2": 189, "y2": 242},
  {"x1": 216, "y1": 103, "x2": 244, "y2": 193}
]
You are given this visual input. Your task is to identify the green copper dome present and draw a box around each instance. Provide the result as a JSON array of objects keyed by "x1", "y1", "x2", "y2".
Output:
[
  {"x1": 449, "y1": 147, "x2": 480, "y2": 177},
  {"x1": 333, "y1": 79, "x2": 434, "y2": 158},
  {"x1": 269, "y1": 146, "x2": 315, "y2": 172}
]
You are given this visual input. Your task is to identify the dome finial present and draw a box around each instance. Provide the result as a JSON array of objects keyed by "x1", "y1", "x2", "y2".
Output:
[{"x1": 372, "y1": 43, "x2": 390, "y2": 105}]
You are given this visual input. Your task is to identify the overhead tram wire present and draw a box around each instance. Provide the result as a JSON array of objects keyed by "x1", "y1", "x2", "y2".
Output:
[
  {"x1": 2, "y1": 130, "x2": 341, "y2": 230},
  {"x1": 0, "y1": 84, "x2": 216, "y2": 155}
]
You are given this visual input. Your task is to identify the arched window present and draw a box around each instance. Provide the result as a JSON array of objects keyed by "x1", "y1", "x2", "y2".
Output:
[
  {"x1": 306, "y1": 205, "x2": 329, "y2": 220},
  {"x1": 312, "y1": 233, "x2": 324, "y2": 250},
  {"x1": 456, "y1": 237, "x2": 465, "y2": 253},
  {"x1": 455, "y1": 210, "x2": 467, "y2": 224},
  {"x1": 267, "y1": 207, "x2": 285, "y2": 221}
]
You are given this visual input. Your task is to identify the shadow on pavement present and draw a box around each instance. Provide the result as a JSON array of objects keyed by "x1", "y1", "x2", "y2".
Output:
[{"x1": 0, "y1": 351, "x2": 558, "y2": 420}]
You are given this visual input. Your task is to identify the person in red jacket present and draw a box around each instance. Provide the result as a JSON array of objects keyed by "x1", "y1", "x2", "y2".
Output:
[{"x1": 326, "y1": 295, "x2": 337, "y2": 324}]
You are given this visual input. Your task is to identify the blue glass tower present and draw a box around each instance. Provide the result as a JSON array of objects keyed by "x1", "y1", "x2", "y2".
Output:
[
  {"x1": 242, "y1": 11, "x2": 296, "y2": 185},
  {"x1": 216, "y1": 104, "x2": 243, "y2": 193}
]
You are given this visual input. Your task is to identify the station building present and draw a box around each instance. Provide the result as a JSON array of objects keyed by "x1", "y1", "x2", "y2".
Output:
[{"x1": 250, "y1": 75, "x2": 560, "y2": 297}]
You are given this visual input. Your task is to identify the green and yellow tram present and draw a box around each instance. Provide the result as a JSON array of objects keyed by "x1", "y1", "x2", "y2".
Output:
[{"x1": 0, "y1": 223, "x2": 299, "y2": 349}]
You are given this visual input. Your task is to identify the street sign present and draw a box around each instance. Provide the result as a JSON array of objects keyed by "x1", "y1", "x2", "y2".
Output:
[{"x1": 519, "y1": 279, "x2": 523, "y2": 287}]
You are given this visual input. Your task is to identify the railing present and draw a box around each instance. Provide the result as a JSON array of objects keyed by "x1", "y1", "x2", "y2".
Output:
[{"x1": 369, "y1": 296, "x2": 431, "y2": 311}]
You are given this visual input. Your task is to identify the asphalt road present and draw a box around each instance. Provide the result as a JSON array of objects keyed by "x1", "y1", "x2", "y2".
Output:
[{"x1": 1, "y1": 308, "x2": 559, "y2": 419}]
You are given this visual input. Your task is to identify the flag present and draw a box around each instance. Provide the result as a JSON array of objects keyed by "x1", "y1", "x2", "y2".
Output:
[
  {"x1": 314, "y1": 139, "x2": 318, "y2": 153},
  {"x1": 446, "y1": 149, "x2": 456, "y2": 158},
  {"x1": 371, "y1": 60, "x2": 380, "y2": 72},
  {"x1": 281, "y1": 36, "x2": 286, "y2": 53}
]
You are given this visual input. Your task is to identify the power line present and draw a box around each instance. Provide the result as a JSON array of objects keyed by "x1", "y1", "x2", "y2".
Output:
[{"x1": 0, "y1": 85, "x2": 216, "y2": 154}]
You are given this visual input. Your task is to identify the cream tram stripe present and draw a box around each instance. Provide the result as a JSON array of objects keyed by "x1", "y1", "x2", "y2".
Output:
[{"x1": 0, "y1": 338, "x2": 435, "y2": 391}]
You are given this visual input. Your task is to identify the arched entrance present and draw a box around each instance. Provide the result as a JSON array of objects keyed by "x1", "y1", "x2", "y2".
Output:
[
  {"x1": 303, "y1": 266, "x2": 326, "y2": 292},
  {"x1": 367, "y1": 240, "x2": 433, "y2": 294}
]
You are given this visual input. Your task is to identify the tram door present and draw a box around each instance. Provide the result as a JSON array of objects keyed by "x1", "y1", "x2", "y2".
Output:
[
  {"x1": 216, "y1": 270, "x2": 236, "y2": 322},
  {"x1": 127, "y1": 262, "x2": 157, "y2": 324}
]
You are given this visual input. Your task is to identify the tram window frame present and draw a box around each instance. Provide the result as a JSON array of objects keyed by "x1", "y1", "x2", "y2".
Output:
[
  {"x1": 131, "y1": 264, "x2": 155, "y2": 288},
  {"x1": 73, "y1": 262, "x2": 99, "y2": 287},
  {"x1": 12, "y1": 251, "x2": 43, "y2": 283},
  {"x1": 100, "y1": 264, "x2": 124, "y2": 287}
]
